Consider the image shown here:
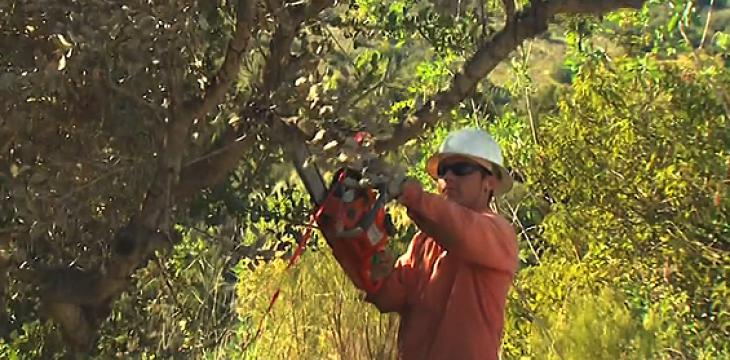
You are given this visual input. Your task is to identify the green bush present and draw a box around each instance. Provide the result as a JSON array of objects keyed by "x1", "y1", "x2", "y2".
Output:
[{"x1": 500, "y1": 53, "x2": 730, "y2": 359}]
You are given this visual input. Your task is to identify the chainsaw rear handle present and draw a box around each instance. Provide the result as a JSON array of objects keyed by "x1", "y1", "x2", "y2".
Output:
[{"x1": 359, "y1": 249, "x2": 385, "y2": 294}]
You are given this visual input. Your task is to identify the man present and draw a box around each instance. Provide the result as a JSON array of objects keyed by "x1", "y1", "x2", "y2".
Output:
[{"x1": 366, "y1": 128, "x2": 519, "y2": 360}]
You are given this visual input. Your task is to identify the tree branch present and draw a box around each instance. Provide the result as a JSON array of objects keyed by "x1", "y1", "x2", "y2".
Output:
[
  {"x1": 260, "y1": 0, "x2": 335, "y2": 96},
  {"x1": 174, "y1": 0, "x2": 337, "y2": 202},
  {"x1": 139, "y1": 0, "x2": 257, "y2": 227},
  {"x1": 503, "y1": 0, "x2": 516, "y2": 25},
  {"x1": 132, "y1": 0, "x2": 338, "y2": 211},
  {"x1": 174, "y1": 130, "x2": 259, "y2": 200},
  {"x1": 188, "y1": 0, "x2": 257, "y2": 124},
  {"x1": 40, "y1": 0, "x2": 259, "y2": 350},
  {"x1": 374, "y1": 0, "x2": 645, "y2": 152}
]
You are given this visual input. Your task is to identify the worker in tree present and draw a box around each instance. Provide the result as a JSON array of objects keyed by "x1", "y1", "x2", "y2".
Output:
[{"x1": 367, "y1": 128, "x2": 519, "y2": 360}]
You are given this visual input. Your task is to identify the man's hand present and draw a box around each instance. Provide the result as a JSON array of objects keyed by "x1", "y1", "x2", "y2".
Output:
[
  {"x1": 388, "y1": 175, "x2": 422, "y2": 204},
  {"x1": 371, "y1": 250, "x2": 396, "y2": 282},
  {"x1": 386, "y1": 172, "x2": 407, "y2": 199}
]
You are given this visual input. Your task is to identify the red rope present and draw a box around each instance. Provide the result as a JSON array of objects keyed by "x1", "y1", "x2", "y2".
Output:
[{"x1": 240, "y1": 181, "x2": 337, "y2": 352}]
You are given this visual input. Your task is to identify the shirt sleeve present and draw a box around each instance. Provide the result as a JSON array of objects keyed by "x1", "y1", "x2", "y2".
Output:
[
  {"x1": 399, "y1": 182, "x2": 518, "y2": 273},
  {"x1": 364, "y1": 234, "x2": 421, "y2": 314}
]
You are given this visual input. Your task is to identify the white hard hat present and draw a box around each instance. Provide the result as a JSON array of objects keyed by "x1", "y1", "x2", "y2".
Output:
[{"x1": 426, "y1": 128, "x2": 513, "y2": 195}]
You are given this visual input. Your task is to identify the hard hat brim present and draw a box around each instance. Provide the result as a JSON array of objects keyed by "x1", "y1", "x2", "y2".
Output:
[{"x1": 426, "y1": 153, "x2": 514, "y2": 196}]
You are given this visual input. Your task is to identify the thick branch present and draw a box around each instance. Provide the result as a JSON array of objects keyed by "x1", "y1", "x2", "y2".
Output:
[
  {"x1": 174, "y1": 0, "x2": 338, "y2": 203},
  {"x1": 174, "y1": 0, "x2": 337, "y2": 202},
  {"x1": 261, "y1": 20, "x2": 297, "y2": 91},
  {"x1": 189, "y1": 0, "x2": 257, "y2": 123},
  {"x1": 175, "y1": 0, "x2": 340, "y2": 205},
  {"x1": 503, "y1": 0, "x2": 516, "y2": 25},
  {"x1": 139, "y1": 0, "x2": 256, "y2": 226},
  {"x1": 260, "y1": 0, "x2": 335, "y2": 95},
  {"x1": 374, "y1": 0, "x2": 645, "y2": 152},
  {"x1": 174, "y1": 131, "x2": 258, "y2": 200}
]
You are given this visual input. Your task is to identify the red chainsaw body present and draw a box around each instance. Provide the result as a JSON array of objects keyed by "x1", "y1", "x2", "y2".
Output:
[{"x1": 315, "y1": 168, "x2": 391, "y2": 294}]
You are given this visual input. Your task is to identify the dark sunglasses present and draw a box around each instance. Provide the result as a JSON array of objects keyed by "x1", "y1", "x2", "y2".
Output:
[{"x1": 437, "y1": 162, "x2": 492, "y2": 178}]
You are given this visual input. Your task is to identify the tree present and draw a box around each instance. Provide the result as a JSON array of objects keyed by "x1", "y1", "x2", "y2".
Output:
[{"x1": 1, "y1": 0, "x2": 645, "y2": 354}]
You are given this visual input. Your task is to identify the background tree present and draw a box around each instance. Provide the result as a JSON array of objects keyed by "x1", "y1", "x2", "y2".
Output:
[{"x1": 6, "y1": 0, "x2": 728, "y2": 359}]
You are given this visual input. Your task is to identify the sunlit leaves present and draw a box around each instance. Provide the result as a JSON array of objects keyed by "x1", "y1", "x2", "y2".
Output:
[{"x1": 502, "y1": 52, "x2": 730, "y2": 358}]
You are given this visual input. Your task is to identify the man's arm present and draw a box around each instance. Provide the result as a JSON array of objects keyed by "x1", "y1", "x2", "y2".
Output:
[
  {"x1": 399, "y1": 182, "x2": 518, "y2": 273},
  {"x1": 363, "y1": 235, "x2": 421, "y2": 314}
]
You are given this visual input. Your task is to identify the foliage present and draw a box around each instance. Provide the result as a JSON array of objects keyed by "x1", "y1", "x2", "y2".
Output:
[
  {"x1": 501, "y1": 50, "x2": 730, "y2": 359},
  {"x1": 4, "y1": 0, "x2": 730, "y2": 359},
  {"x1": 232, "y1": 243, "x2": 399, "y2": 360},
  {"x1": 528, "y1": 286, "x2": 656, "y2": 359}
]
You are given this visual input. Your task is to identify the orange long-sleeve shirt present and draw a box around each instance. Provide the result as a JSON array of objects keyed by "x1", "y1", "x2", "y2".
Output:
[{"x1": 365, "y1": 183, "x2": 519, "y2": 360}]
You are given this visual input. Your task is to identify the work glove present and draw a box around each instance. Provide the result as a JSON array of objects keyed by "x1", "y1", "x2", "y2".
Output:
[{"x1": 386, "y1": 172, "x2": 408, "y2": 200}]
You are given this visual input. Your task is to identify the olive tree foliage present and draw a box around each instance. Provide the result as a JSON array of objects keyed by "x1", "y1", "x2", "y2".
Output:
[{"x1": 1, "y1": 0, "x2": 644, "y2": 353}]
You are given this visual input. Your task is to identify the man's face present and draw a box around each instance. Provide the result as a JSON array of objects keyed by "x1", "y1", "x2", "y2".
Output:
[{"x1": 436, "y1": 156, "x2": 495, "y2": 210}]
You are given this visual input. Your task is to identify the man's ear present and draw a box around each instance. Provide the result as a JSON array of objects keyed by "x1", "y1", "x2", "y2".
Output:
[{"x1": 483, "y1": 175, "x2": 497, "y2": 193}]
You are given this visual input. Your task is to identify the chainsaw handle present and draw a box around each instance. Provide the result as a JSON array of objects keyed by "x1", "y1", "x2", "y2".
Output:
[{"x1": 360, "y1": 251, "x2": 384, "y2": 294}]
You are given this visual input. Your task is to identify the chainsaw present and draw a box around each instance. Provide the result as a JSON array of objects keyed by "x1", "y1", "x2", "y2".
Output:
[
  {"x1": 288, "y1": 128, "x2": 397, "y2": 294},
  {"x1": 239, "y1": 126, "x2": 400, "y2": 351}
]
